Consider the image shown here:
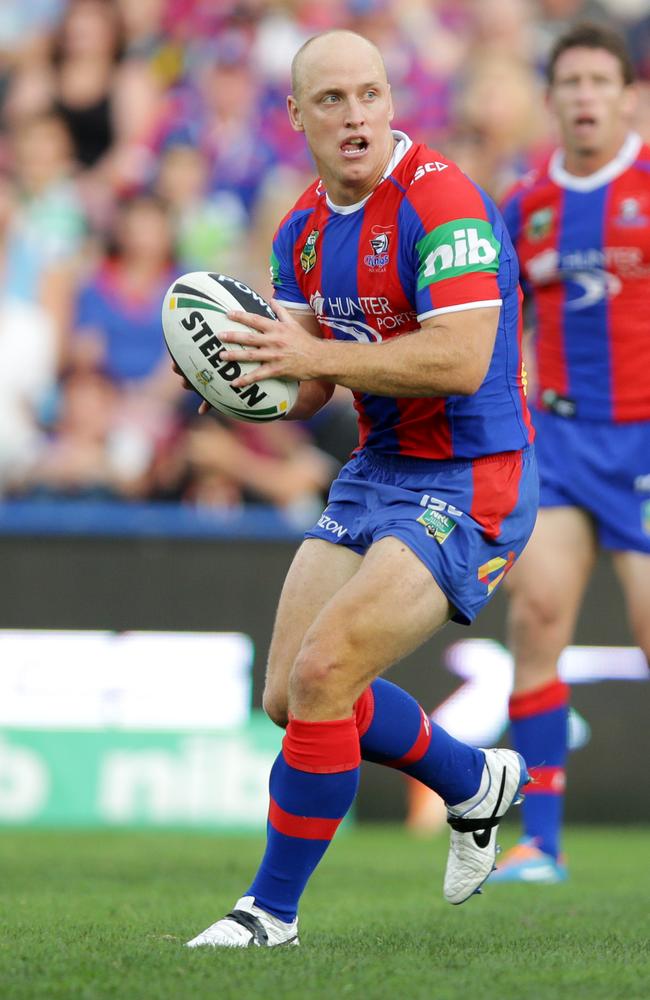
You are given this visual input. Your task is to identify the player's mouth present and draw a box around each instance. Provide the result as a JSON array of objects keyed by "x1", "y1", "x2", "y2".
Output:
[
  {"x1": 340, "y1": 136, "x2": 369, "y2": 158},
  {"x1": 573, "y1": 114, "x2": 598, "y2": 133}
]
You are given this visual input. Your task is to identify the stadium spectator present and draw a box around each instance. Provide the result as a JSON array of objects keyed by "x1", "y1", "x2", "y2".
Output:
[
  {"x1": 182, "y1": 28, "x2": 536, "y2": 949},
  {"x1": 184, "y1": 414, "x2": 336, "y2": 520},
  {"x1": 0, "y1": 171, "x2": 59, "y2": 493},
  {"x1": 494, "y1": 22, "x2": 650, "y2": 884},
  {"x1": 447, "y1": 53, "x2": 552, "y2": 198},
  {"x1": 3, "y1": 110, "x2": 85, "y2": 349},
  {"x1": 11, "y1": 366, "x2": 154, "y2": 500},
  {"x1": 154, "y1": 141, "x2": 247, "y2": 276},
  {"x1": 70, "y1": 193, "x2": 176, "y2": 393}
]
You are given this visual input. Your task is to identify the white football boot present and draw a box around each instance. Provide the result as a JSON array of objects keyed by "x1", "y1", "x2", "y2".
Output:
[
  {"x1": 186, "y1": 896, "x2": 299, "y2": 948},
  {"x1": 444, "y1": 748, "x2": 530, "y2": 905}
]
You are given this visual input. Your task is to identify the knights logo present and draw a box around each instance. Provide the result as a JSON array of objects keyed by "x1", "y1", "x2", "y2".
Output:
[
  {"x1": 370, "y1": 232, "x2": 389, "y2": 255},
  {"x1": 195, "y1": 369, "x2": 214, "y2": 387},
  {"x1": 300, "y1": 230, "x2": 319, "y2": 273},
  {"x1": 615, "y1": 197, "x2": 647, "y2": 227},
  {"x1": 526, "y1": 207, "x2": 553, "y2": 242},
  {"x1": 364, "y1": 226, "x2": 392, "y2": 269}
]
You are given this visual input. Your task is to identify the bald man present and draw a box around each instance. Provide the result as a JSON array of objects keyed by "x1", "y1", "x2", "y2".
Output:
[{"x1": 184, "y1": 30, "x2": 538, "y2": 948}]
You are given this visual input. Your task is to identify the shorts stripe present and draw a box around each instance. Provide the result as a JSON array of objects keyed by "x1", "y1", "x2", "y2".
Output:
[{"x1": 470, "y1": 450, "x2": 523, "y2": 540}]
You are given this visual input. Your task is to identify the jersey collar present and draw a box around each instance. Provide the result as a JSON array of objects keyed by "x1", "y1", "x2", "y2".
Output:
[
  {"x1": 549, "y1": 131, "x2": 642, "y2": 192},
  {"x1": 325, "y1": 130, "x2": 413, "y2": 215}
]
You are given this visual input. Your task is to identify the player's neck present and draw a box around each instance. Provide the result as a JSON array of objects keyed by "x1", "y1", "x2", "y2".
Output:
[
  {"x1": 323, "y1": 136, "x2": 398, "y2": 208},
  {"x1": 562, "y1": 132, "x2": 631, "y2": 177}
]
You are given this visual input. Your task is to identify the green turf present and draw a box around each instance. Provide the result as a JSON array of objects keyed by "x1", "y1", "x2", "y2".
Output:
[{"x1": 0, "y1": 826, "x2": 648, "y2": 1000}]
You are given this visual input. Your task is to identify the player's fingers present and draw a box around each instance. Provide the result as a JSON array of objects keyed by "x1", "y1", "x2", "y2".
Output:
[
  {"x1": 231, "y1": 362, "x2": 282, "y2": 388},
  {"x1": 198, "y1": 401, "x2": 210, "y2": 415},
  {"x1": 220, "y1": 328, "x2": 266, "y2": 346},
  {"x1": 226, "y1": 309, "x2": 272, "y2": 332},
  {"x1": 270, "y1": 299, "x2": 291, "y2": 322}
]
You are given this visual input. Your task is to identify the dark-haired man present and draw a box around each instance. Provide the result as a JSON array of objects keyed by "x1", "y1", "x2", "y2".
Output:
[{"x1": 495, "y1": 22, "x2": 650, "y2": 883}]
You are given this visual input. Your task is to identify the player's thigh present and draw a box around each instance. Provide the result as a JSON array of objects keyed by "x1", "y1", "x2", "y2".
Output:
[
  {"x1": 264, "y1": 538, "x2": 363, "y2": 722},
  {"x1": 611, "y1": 550, "x2": 650, "y2": 657},
  {"x1": 505, "y1": 506, "x2": 597, "y2": 681},
  {"x1": 293, "y1": 535, "x2": 452, "y2": 704}
]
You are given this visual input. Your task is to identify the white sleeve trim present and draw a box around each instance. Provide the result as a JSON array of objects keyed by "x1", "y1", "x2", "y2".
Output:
[
  {"x1": 417, "y1": 299, "x2": 502, "y2": 321},
  {"x1": 273, "y1": 298, "x2": 312, "y2": 312}
]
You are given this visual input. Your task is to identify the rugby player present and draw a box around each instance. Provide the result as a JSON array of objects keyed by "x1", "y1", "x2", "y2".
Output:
[
  {"x1": 183, "y1": 29, "x2": 538, "y2": 947},
  {"x1": 494, "y1": 23, "x2": 650, "y2": 884}
]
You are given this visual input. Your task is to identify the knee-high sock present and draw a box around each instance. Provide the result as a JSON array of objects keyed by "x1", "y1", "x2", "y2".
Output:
[
  {"x1": 247, "y1": 715, "x2": 360, "y2": 922},
  {"x1": 508, "y1": 679, "x2": 569, "y2": 859},
  {"x1": 354, "y1": 678, "x2": 485, "y2": 807}
]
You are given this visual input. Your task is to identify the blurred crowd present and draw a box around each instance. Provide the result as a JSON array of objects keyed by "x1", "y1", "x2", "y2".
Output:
[{"x1": 1, "y1": 0, "x2": 649, "y2": 519}]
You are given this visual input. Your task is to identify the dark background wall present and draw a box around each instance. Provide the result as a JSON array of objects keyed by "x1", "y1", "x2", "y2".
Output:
[{"x1": 1, "y1": 534, "x2": 647, "y2": 822}]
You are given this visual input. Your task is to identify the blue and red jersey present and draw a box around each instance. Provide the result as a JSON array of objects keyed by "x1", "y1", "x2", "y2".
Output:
[
  {"x1": 271, "y1": 131, "x2": 533, "y2": 461},
  {"x1": 501, "y1": 132, "x2": 650, "y2": 423}
]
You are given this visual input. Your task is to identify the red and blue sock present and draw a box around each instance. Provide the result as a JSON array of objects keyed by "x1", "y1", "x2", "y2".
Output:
[
  {"x1": 509, "y1": 679, "x2": 569, "y2": 859},
  {"x1": 354, "y1": 678, "x2": 484, "y2": 807},
  {"x1": 247, "y1": 715, "x2": 360, "y2": 922}
]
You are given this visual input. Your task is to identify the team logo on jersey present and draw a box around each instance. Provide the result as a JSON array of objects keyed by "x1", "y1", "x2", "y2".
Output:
[
  {"x1": 300, "y1": 230, "x2": 319, "y2": 273},
  {"x1": 477, "y1": 551, "x2": 516, "y2": 593},
  {"x1": 526, "y1": 207, "x2": 554, "y2": 241},
  {"x1": 416, "y1": 219, "x2": 500, "y2": 289},
  {"x1": 364, "y1": 226, "x2": 393, "y2": 270},
  {"x1": 614, "y1": 198, "x2": 648, "y2": 227}
]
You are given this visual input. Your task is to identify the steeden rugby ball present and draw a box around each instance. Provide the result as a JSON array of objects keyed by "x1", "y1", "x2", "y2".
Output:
[{"x1": 162, "y1": 271, "x2": 299, "y2": 422}]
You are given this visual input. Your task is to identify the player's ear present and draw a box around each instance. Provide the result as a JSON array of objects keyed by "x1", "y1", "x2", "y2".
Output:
[
  {"x1": 387, "y1": 84, "x2": 394, "y2": 123},
  {"x1": 287, "y1": 96, "x2": 304, "y2": 132}
]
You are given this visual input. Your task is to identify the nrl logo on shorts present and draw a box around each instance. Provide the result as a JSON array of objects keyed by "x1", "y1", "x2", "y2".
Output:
[
  {"x1": 526, "y1": 207, "x2": 553, "y2": 241},
  {"x1": 300, "y1": 230, "x2": 319, "y2": 273}
]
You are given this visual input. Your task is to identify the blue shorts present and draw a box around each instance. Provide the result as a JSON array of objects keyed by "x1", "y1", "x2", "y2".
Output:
[
  {"x1": 304, "y1": 447, "x2": 538, "y2": 625},
  {"x1": 533, "y1": 407, "x2": 650, "y2": 553}
]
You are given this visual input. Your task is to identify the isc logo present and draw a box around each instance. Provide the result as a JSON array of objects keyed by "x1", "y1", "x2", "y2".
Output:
[
  {"x1": 423, "y1": 227, "x2": 498, "y2": 277},
  {"x1": 413, "y1": 161, "x2": 448, "y2": 181},
  {"x1": 419, "y1": 495, "x2": 464, "y2": 517}
]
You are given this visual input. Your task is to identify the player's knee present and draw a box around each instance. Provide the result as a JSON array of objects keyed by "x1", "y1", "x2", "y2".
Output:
[
  {"x1": 289, "y1": 645, "x2": 348, "y2": 707},
  {"x1": 509, "y1": 585, "x2": 564, "y2": 637}
]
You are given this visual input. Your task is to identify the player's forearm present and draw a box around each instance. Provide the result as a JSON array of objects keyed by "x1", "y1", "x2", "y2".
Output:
[{"x1": 315, "y1": 329, "x2": 486, "y2": 397}]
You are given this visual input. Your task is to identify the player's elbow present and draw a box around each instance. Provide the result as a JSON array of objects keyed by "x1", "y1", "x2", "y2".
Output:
[{"x1": 444, "y1": 362, "x2": 488, "y2": 396}]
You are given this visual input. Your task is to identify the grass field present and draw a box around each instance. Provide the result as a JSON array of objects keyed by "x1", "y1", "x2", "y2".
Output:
[{"x1": 1, "y1": 825, "x2": 648, "y2": 1000}]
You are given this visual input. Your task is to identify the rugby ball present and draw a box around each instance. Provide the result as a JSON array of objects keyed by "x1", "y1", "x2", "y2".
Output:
[{"x1": 162, "y1": 271, "x2": 299, "y2": 422}]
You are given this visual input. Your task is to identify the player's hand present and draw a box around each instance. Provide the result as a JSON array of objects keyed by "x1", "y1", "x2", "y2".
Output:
[
  {"x1": 219, "y1": 301, "x2": 326, "y2": 388},
  {"x1": 171, "y1": 360, "x2": 210, "y2": 415}
]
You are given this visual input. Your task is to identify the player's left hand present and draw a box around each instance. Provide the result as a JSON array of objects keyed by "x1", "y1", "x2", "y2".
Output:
[{"x1": 219, "y1": 301, "x2": 326, "y2": 387}]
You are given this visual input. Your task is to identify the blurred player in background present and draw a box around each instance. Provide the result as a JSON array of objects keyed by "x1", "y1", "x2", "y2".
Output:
[
  {"x1": 182, "y1": 29, "x2": 538, "y2": 949},
  {"x1": 495, "y1": 22, "x2": 650, "y2": 884}
]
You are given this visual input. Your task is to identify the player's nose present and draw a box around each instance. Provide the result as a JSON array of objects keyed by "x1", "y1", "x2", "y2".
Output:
[{"x1": 344, "y1": 97, "x2": 365, "y2": 127}]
